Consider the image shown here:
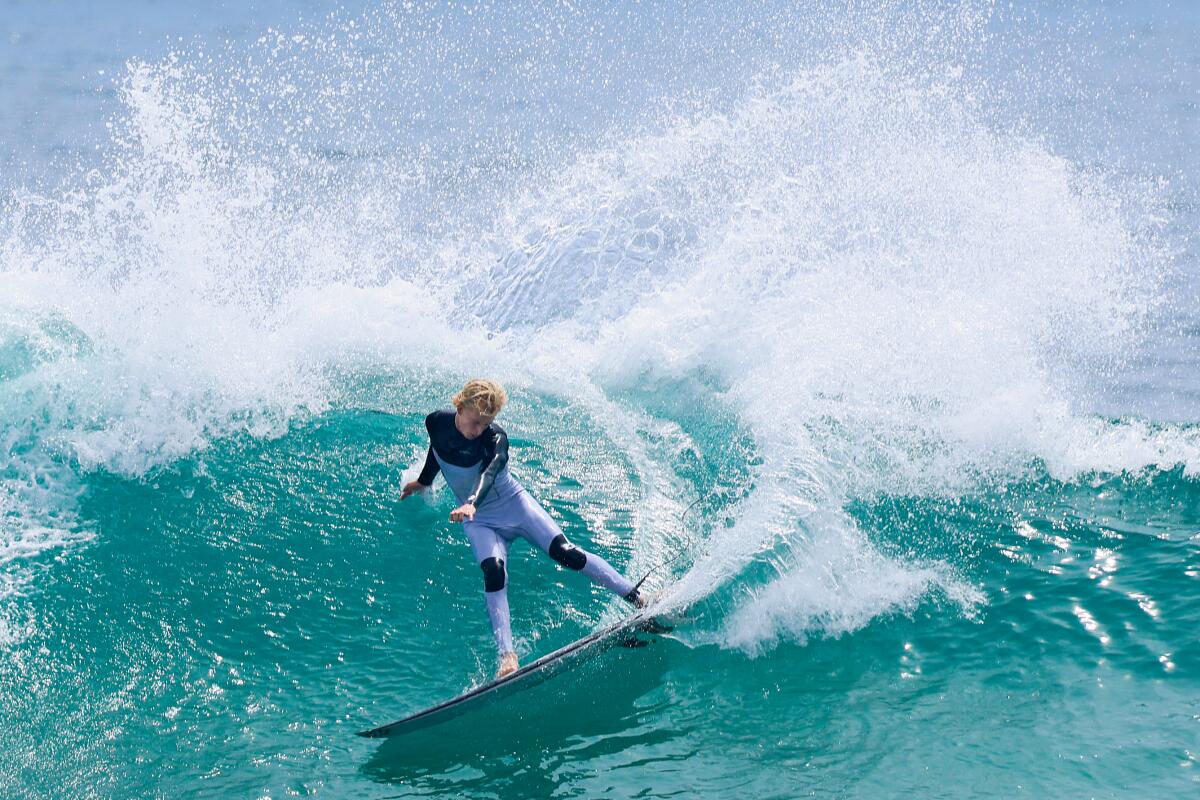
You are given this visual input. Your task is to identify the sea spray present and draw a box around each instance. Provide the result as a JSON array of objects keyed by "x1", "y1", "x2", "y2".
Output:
[{"x1": 2, "y1": 28, "x2": 1187, "y2": 655}]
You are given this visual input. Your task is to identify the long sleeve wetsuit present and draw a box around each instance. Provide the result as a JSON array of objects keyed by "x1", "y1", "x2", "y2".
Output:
[
  {"x1": 416, "y1": 408, "x2": 638, "y2": 655},
  {"x1": 417, "y1": 410, "x2": 511, "y2": 506}
]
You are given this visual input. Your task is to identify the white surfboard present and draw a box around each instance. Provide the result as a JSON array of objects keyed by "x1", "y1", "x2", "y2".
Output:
[{"x1": 356, "y1": 609, "x2": 673, "y2": 738}]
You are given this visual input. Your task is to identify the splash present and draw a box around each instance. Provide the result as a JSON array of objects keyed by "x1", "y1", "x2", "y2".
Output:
[
  {"x1": 0, "y1": 2, "x2": 1190, "y2": 655},
  {"x1": 486, "y1": 55, "x2": 1182, "y2": 650}
]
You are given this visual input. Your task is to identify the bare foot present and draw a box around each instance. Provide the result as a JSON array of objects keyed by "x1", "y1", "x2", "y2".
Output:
[
  {"x1": 628, "y1": 588, "x2": 662, "y2": 609},
  {"x1": 496, "y1": 651, "x2": 519, "y2": 679}
]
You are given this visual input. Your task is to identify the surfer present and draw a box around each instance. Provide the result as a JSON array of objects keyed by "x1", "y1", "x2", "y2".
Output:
[{"x1": 401, "y1": 379, "x2": 649, "y2": 678}]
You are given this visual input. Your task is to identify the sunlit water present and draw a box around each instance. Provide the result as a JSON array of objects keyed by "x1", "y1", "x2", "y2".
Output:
[{"x1": 2, "y1": 2, "x2": 1198, "y2": 797}]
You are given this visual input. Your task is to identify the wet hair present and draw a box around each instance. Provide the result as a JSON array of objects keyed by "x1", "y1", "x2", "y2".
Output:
[{"x1": 452, "y1": 379, "x2": 508, "y2": 417}]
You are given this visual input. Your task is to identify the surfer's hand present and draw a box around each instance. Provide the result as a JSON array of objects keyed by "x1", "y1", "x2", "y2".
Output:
[
  {"x1": 400, "y1": 480, "x2": 428, "y2": 499},
  {"x1": 449, "y1": 503, "x2": 476, "y2": 522}
]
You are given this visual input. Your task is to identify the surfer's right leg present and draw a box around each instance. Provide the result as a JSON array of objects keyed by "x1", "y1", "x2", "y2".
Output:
[
  {"x1": 464, "y1": 521, "x2": 517, "y2": 674},
  {"x1": 508, "y1": 491, "x2": 646, "y2": 604}
]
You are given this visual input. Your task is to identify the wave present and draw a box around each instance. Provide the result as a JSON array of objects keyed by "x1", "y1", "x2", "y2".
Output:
[{"x1": 1, "y1": 3, "x2": 1192, "y2": 654}]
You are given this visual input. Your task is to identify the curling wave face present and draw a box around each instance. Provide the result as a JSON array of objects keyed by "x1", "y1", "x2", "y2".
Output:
[
  {"x1": 1, "y1": 1, "x2": 1198, "y2": 796},
  {"x1": 1, "y1": 7, "x2": 1194, "y2": 649}
]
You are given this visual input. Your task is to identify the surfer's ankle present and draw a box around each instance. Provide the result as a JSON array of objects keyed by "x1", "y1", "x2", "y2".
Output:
[
  {"x1": 496, "y1": 651, "x2": 519, "y2": 678},
  {"x1": 624, "y1": 587, "x2": 659, "y2": 609}
]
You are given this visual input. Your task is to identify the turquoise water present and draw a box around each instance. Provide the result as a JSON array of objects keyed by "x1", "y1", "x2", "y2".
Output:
[{"x1": 3, "y1": 2, "x2": 1199, "y2": 797}]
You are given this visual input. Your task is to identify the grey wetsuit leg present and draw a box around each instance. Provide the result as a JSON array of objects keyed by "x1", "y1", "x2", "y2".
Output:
[
  {"x1": 511, "y1": 491, "x2": 635, "y2": 597},
  {"x1": 465, "y1": 521, "x2": 515, "y2": 654}
]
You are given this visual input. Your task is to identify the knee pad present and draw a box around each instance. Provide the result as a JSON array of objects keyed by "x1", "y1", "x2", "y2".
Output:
[
  {"x1": 480, "y1": 557, "x2": 506, "y2": 592},
  {"x1": 548, "y1": 534, "x2": 587, "y2": 571}
]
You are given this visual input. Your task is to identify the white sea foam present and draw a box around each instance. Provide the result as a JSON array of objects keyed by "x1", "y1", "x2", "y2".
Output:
[
  {"x1": 482, "y1": 56, "x2": 1182, "y2": 649},
  {"x1": 0, "y1": 5, "x2": 1190, "y2": 651}
]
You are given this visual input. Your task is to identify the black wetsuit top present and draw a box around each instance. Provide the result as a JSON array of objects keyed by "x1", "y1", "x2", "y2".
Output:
[{"x1": 417, "y1": 410, "x2": 510, "y2": 506}]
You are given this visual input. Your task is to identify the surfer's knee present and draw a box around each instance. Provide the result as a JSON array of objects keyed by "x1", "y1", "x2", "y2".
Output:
[
  {"x1": 480, "y1": 557, "x2": 506, "y2": 592},
  {"x1": 548, "y1": 534, "x2": 587, "y2": 571}
]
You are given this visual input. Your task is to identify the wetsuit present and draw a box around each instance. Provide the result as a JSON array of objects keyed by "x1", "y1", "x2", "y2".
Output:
[{"x1": 417, "y1": 409, "x2": 636, "y2": 654}]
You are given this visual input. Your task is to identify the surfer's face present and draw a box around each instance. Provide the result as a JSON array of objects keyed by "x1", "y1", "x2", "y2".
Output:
[{"x1": 455, "y1": 406, "x2": 494, "y2": 439}]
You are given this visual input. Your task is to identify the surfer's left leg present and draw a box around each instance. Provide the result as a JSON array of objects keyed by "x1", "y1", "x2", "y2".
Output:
[
  {"x1": 511, "y1": 492, "x2": 647, "y2": 605},
  {"x1": 465, "y1": 521, "x2": 519, "y2": 675}
]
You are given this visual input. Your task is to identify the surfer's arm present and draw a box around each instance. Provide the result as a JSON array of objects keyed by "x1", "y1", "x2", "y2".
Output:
[
  {"x1": 416, "y1": 445, "x2": 440, "y2": 486},
  {"x1": 466, "y1": 428, "x2": 509, "y2": 506}
]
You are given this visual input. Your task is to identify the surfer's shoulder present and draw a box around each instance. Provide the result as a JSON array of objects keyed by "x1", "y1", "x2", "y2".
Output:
[
  {"x1": 425, "y1": 409, "x2": 454, "y2": 431},
  {"x1": 485, "y1": 423, "x2": 508, "y2": 444}
]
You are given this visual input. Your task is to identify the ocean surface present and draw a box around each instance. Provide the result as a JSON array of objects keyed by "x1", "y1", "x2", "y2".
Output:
[{"x1": 2, "y1": 1, "x2": 1198, "y2": 797}]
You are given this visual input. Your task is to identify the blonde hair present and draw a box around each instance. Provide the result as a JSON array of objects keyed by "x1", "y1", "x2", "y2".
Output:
[{"x1": 452, "y1": 379, "x2": 508, "y2": 417}]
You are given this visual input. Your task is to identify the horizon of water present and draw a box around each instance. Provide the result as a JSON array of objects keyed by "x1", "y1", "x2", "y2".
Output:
[{"x1": 2, "y1": 2, "x2": 1198, "y2": 797}]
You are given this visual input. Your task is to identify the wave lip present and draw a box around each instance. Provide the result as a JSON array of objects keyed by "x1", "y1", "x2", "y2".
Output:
[
  {"x1": 0, "y1": 12, "x2": 1187, "y2": 655},
  {"x1": 490, "y1": 56, "x2": 1178, "y2": 649}
]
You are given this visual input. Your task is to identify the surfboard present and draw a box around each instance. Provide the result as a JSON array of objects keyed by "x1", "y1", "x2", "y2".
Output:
[{"x1": 356, "y1": 608, "x2": 673, "y2": 738}]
